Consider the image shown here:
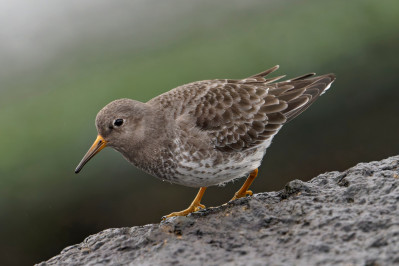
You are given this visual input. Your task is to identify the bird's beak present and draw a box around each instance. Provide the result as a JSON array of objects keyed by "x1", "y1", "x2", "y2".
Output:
[{"x1": 75, "y1": 135, "x2": 107, "y2": 174}]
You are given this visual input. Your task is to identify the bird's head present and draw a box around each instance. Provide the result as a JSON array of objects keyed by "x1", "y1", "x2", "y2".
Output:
[{"x1": 75, "y1": 98, "x2": 149, "y2": 173}]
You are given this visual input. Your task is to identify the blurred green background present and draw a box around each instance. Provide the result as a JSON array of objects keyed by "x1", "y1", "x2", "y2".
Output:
[{"x1": 0, "y1": 0, "x2": 398, "y2": 265}]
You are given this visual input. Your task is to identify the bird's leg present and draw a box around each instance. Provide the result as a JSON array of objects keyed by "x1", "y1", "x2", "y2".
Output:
[
  {"x1": 163, "y1": 187, "x2": 207, "y2": 219},
  {"x1": 231, "y1": 168, "x2": 258, "y2": 201}
]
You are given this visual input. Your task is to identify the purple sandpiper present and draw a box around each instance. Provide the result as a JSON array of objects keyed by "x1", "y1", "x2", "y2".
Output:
[{"x1": 75, "y1": 65, "x2": 335, "y2": 219}]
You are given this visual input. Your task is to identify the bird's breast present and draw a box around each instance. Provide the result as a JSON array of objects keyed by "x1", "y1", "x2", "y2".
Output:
[{"x1": 166, "y1": 140, "x2": 269, "y2": 187}]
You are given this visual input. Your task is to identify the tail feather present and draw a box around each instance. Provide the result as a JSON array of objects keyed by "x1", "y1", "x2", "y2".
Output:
[
  {"x1": 276, "y1": 73, "x2": 336, "y2": 122},
  {"x1": 247, "y1": 66, "x2": 335, "y2": 123},
  {"x1": 250, "y1": 65, "x2": 280, "y2": 78}
]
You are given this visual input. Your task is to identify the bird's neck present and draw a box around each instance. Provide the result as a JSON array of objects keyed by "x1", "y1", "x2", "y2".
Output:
[{"x1": 117, "y1": 109, "x2": 176, "y2": 178}]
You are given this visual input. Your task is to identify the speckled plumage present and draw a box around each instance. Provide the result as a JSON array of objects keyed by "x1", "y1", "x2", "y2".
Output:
[{"x1": 77, "y1": 66, "x2": 335, "y2": 188}]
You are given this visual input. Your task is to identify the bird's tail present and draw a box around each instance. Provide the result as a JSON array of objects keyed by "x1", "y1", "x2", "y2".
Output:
[{"x1": 253, "y1": 65, "x2": 336, "y2": 123}]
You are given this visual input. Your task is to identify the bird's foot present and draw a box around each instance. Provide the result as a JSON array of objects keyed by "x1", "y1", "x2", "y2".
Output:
[
  {"x1": 230, "y1": 169, "x2": 258, "y2": 201},
  {"x1": 162, "y1": 202, "x2": 206, "y2": 220},
  {"x1": 162, "y1": 187, "x2": 207, "y2": 220},
  {"x1": 230, "y1": 189, "x2": 253, "y2": 201}
]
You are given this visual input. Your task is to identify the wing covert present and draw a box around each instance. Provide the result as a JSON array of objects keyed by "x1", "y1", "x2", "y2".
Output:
[{"x1": 190, "y1": 66, "x2": 335, "y2": 152}]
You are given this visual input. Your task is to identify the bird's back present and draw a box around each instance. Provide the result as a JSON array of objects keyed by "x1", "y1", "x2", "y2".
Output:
[{"x1": 148, "y1": 66, "x2": 335, "y2": 153}]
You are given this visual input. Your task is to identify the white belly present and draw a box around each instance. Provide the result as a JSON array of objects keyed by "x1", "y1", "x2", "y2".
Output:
[{"x1": 172, "y1": 138, "x2": 272, "y2": 187}]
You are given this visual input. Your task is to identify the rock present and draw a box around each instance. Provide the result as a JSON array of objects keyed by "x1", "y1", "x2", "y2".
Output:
[{"x1": 37, "y1": 156, "x2": 399, "y2": 265}]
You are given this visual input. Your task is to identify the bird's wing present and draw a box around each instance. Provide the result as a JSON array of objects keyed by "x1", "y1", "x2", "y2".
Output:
[{"x1": 149, "y1": 66, "x2": 335, "y2": 152}]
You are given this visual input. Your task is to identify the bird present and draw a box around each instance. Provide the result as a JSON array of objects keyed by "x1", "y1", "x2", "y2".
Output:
[{"x1": 75, "y1": 65, "x2": 335, "y2": 219}]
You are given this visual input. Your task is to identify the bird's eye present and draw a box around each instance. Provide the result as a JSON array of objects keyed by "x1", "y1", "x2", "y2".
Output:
[{"x1": 113, "y1": 119, "x2": 124, "y2": 127}]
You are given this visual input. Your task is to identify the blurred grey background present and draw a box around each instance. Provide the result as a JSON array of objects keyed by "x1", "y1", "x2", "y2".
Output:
[{"x1": 0, "y1": 0, "x2": 398, "y2": 265}]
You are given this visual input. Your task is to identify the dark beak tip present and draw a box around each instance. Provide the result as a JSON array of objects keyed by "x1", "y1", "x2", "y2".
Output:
[
  {"x1": 74, "y1": 165, "x2": 82, "y2": 174},
  {"x1": 74, "y1": 135, "x2": 106, "y2": 175}
]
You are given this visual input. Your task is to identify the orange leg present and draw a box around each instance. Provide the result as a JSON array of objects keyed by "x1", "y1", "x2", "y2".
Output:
[
  {"x1": 231, "y1": 168, "x2": 258, "y2": 201},
  {"x1": 163, "y1": 187, "x2": 207, "y2": 219}
]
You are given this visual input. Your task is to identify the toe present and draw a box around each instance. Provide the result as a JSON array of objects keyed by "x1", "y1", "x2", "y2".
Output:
[
  {"x1": 162, "y1": 204, "x2": 205, "y2": 220},
  {"x1": 230, "y1": 190, "x2": 253, "y2": 201},
  {"x1": 162, "y1": 212, "x2": 178, "y2": 220},
  {"x1": 193, "y1": 204, "x2": 205, "y2": 212}
]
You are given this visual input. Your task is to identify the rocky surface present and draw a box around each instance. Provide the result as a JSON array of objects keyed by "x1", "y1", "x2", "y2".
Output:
[{"x1": 37, "y1": 156, "x2": 399, "y2": 265}]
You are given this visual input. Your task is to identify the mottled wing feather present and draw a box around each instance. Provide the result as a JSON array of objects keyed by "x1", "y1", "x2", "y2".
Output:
[
  {"x1": 191, "y1": 66, "x2": 335, "y2": 151},
  {"x1": 148, "y1": 66, "x2": 335, "y2": 152},
  {"x1": 192, "y1": 83, "x2": 284, "y2": 151}
]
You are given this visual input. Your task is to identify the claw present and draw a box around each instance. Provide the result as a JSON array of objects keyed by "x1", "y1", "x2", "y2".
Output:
[
  {"x1": 230, "y1": 169, "x2": 258, "y2": 201},
  {"x1": 162, "y1": 187, "x2": 207, "y2": 220},
  {"x1": 230, "y1": 189, "x2": 253, "y2": 201},
  {"x1": 162, "y1": 203, "x2": 206, "y2": 220}
]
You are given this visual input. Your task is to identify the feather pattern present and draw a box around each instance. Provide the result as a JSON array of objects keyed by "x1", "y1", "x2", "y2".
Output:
[
  {"x1": 86, "y1": 66, "x2": 335, "y2": 188},
  {"x1": 149, "y1": 65, "x2": 335, "y2": 152},
  {"x1": 126, "y1": 65, "x2": 338, "y2": 187}
]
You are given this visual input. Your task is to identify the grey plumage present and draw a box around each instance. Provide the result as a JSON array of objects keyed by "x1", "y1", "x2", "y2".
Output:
[{"x1": 76, "y1": 65, "x2": 335, "y2": 188}]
